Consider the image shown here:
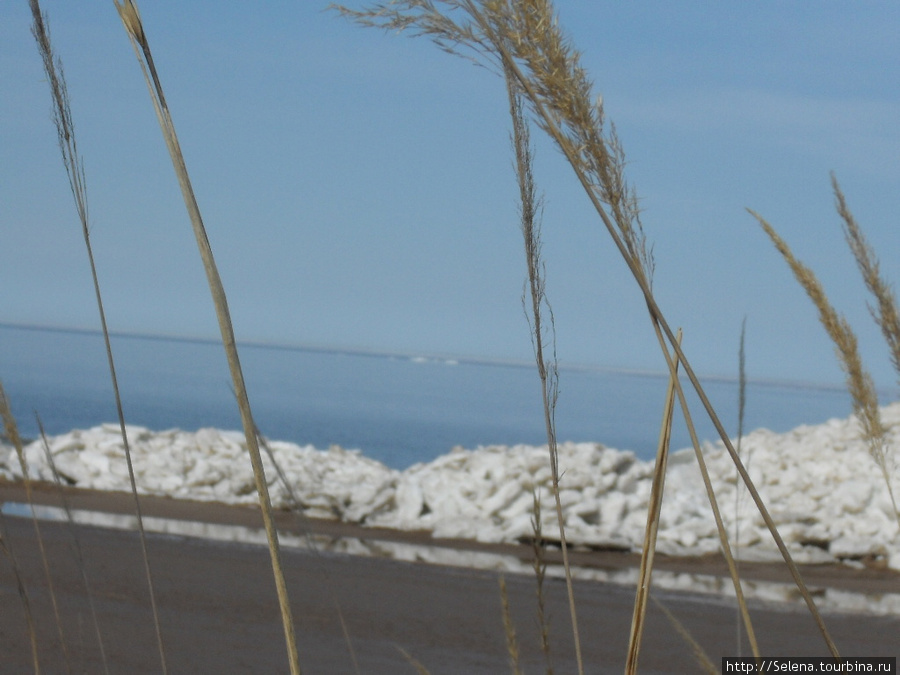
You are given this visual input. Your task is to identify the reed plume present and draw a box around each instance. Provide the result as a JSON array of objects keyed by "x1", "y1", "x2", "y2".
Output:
[
  {"x1": 337, "y1": 0, "x2": 838, "y2": 660},
  {"x1": 834, "y1": 175, "x2": 900, "y2": 384},
  {"x1": 333, "y1": 0, "x2": 654, "y2": 285},
  {"x1": 750, "y1": 210, "x2": 883, "y2": 442},
  {"x1": 752, "y1": 181, "x2": 899, "y2": 524}
]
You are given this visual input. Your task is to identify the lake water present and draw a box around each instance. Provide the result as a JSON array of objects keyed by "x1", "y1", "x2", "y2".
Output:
[{"x1": 0, "y1": 323, "x2": 863, "y2": 469}]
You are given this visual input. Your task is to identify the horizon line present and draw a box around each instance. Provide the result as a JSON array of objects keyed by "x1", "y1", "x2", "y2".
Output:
[{"x1": 0, "y1": 319, "x2": 874, "y2": 395}]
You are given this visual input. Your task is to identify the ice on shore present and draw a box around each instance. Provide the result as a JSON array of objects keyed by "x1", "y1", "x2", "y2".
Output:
[{"x1": 2, "y1": 403, "x2": 898, "y2": 570}]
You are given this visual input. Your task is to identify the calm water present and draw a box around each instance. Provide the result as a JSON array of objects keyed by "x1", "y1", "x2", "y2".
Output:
[{"x1": 0, "y1": 323, "x2": 863, "y2": 469}]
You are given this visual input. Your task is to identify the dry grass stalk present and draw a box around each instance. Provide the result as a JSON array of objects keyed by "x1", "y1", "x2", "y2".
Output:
[
  {"x1": 505, "y1": 60, "x2": 584, "y2": 674},
  {"x1": 37, "y1": 416, "x2": 110, "y2": 675},
  {"x1": 254, "y1": 426, "x2": 361, "y2": 675},
  {"x1": 625, "y1": 329, "x2": 681, "y2": 674},
  {"x1": 28, "y1": 1, "x2": 168, "y2": 669},
  {"x1": 1, "y1": 383, "x2": 72, "y2": 673},
  {"x1": 499, "y1": 575, "x2": 523, "y2": 675},
  {"x1": 650, "y1": 595, "x2": 717, "y2": 675},
  {"x1": 0, "y1": 518, "x2": 41, "y2": 673},
  {"x1": 735, "y1": 317, "x2": 748, "y2": 656},
  {"x1": 650, "y1": 327, "x2": 764, "y2": 659},
  {"x1": 530, "y1": 490, "x2": 553, "y2": 675},
  {"x1": 751, "y1": 207, "x2": 898, "y2": 523},
  {"x1": 113, "y1": 2, "x2": 301, "y2": 672},
  {"x1": 0, "y1": 386, "x2": 42, "y2": 673},
  {"x1": 337, "y1": 0, "x2": 839, "y2": 658},
  {"x1": 395, "y1": 645, "x2": 432, "y2": 675}
]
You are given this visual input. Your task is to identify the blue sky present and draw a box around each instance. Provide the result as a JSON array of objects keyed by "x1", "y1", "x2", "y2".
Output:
[{"x1": 3, "y1": 1, "x2": 900, "y2": 388}]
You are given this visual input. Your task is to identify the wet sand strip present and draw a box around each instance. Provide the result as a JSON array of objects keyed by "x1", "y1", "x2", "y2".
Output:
[{"x1": 1, "y1": 481, "x2": 897, "y2": 673}]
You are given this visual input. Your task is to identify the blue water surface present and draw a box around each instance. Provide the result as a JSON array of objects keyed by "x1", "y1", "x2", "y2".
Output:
[{"x1": 0, "y1": 323, "x2": 864, "y2": 469}]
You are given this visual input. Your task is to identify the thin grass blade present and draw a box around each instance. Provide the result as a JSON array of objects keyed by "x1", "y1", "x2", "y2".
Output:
[{"x1": 625, "y1": 328, "x2": 681, "y2": 674}]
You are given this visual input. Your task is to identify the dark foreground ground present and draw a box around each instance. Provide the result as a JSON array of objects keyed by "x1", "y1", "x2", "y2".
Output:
[{"x1": 1, "y1": 482, "x2": 897, "y2": 674}]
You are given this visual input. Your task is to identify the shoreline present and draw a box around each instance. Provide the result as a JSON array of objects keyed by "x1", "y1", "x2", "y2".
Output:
[
  {"x1": 3, "y1": 480, "x2": 897, "y2": 602},
  {"x1": 2, "y1": 480, "x2": 897, "y2": 673}
]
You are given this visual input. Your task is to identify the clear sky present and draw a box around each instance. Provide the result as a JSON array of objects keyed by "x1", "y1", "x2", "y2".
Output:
[{"x1": 3, "y1": 2, "x2": 900, "y2": 389}]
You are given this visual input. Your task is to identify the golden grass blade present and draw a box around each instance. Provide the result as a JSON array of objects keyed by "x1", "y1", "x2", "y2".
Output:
[
  {"x1": 499, "y1": 575, "x2": 523, "y2": 675},
  {"x1": 1, "y1": 384, "x2": 72, "y2": 673},
  {"x1": 37, "y1": 416, "x2": 110, "y2": 675},
  {"x1": 651, "y1": 595, "x2": 717, "y2": 675},
  {"x1": 653, "y1": 316, "x2": 837, "y2": 656},
  {"x1": 395, "y1": 645, "x2": 432, "y2": 675},
  {"x1": 506, "y1": 64, "x2": 583, "y2": 674},
  {"x1": 737, "y1": 318, "x2": 748, "y2": 455},
  {"x1": 254, "y1": 426, "x2": 361, "y2": 675},
  {"x1": 625, "y1": 329, "x2": 681, "y2": 674},
  {"x1": 650, "y1": 325, "x2": 764, "y2": 659},
  {"x1": 113, "y1": 3, "x2": 301, "y2": 672},
  {"x1": 29, "y1": 2, "x2": 168, "y2": 669},
  {"x1": 735, "y1": 317, "x2": 748, "y2": 656}
]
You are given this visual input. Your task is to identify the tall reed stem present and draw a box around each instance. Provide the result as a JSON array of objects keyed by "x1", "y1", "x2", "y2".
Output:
[
  {"x1": 28, "y1": 2, "x2": 167, "y2": 669},
  {"x1": 650, "y1": 321, "x2": 761, "y2": 659},
  {"x1": 505, "y1": 65, "x2": 583, "y2": 674},
  {"x1": 113, "y1": 3, "x2": 301, "y2": 672}
]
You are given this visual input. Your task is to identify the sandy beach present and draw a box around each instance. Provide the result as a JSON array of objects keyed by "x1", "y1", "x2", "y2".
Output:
[{"x1": 1, "y1": 481, "x2": 897, "y2": 673}]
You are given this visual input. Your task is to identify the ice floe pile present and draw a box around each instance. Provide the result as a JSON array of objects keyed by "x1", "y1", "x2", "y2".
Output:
[{"x1": 2, "y1": 403, "x2": 899, "y2": 569}]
